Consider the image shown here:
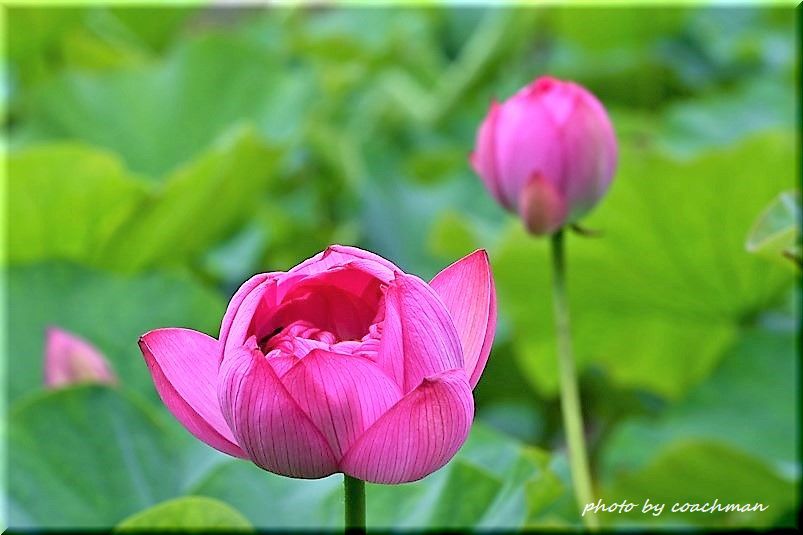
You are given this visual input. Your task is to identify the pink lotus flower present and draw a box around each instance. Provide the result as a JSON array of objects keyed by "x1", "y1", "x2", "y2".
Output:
[
  {"x1": 139, "y1": 246, "x2": 496, "y2": 484},
  {"x1": 471, "y1": 76, "x2": 618, "y2": 235},
  {"x1": 44, "y1": 327, "x2": 117, "y2": 388}
]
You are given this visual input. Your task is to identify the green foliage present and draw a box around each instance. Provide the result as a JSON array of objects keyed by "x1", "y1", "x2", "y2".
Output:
[
  {"x1": 8, "y1": 386, "x2": 183, "y2": 528},
  {"x1": 188, "y1": 461, "x2": 342, "y2": 529},
  {"x1": 429, "y1": 210, "x2": 481, "y2": 262},
  {"x1": 5, "y1": 4, "x2": 798, "y2": 531},
  {"x1": 598, "y1": 326, "x2": 798, "y2": 527},
  {"x1": 115, "y1": 496, "x2": 253, "y2": 532},
  {"x1": 746, "y1": 190, "x2": 801, "y2": 269},
  {"x1": 190, "y1": 423, "x2": 565, "y2": 530},
  {"x1": 7, "y1": 262, "x2": 224, "y2": 403},
  {"x1": 601, "y1": 327, "x2": 797, "y2": 479},
  {"x1": 494, "y1": 132, "x2": 795, "y2": 398},
  {"x1": 8, "y1": 129, "x2": 280, "y2": 272},
  {"x1": 98, "y1": 128, "x2": 281, "y2": 272},
  {"x1": 659, "y1": 79, "x2": 794, "y2": 157},
  {"x1": 7, "y1": 144, "x2": 149, "y2": 266},
  {"x1": 7, "y1": 7, "x2": 194, "y2": 87},
  {"x1": 21, "y1": 34, "x2": 284, "y2": 177},
  {"x1": 602, "y1": 442, "x2": 795, "y2": 528}
]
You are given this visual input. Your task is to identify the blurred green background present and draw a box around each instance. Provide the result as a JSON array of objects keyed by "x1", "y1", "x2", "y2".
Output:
[{"x1": 3, "y1": 4, "x2": 799, "y2": 530}]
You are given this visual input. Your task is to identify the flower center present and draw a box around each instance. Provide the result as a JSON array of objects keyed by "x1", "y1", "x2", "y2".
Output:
[
  {"x1": 260, "y1": 320, "x2": 337, "y2": 353},
  {"x1": 260, "y1": 319, "x2": 382, "y2": 361}
]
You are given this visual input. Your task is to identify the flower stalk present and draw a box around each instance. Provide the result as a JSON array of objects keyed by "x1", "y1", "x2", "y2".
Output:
[
  {"x1": 550, "y1": 229, "x2": 598, "y2": 530},
  {"x1": 344, "y1": 475, "x2": 366, "y2": 534}
]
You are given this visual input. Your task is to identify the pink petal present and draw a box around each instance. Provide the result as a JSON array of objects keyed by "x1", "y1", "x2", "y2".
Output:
[
  {"x1": 139, "y1": 328, "x2": 246, "y2": 458},
  {"x1": 44, "y1": 327, "x2": 117, "y2": 388},
  {"x1": 218, "y1": 273, "x2": 272, "y2": 358},
  {"x1": 529, "y1": 76, "x2": 578, "y2": 125},
  {"x1": 280, "y1": 349, "x2": 402, "y2": 459},
  {"x1": 221, "y1": 277, "x2": 278, "y2": 356},
  {"x1": 295, "y1": 263, "x2": 384, "y2": 299},
  {"x1": 494, "y1": 87, "x2": 565, "y2": 208},
  {"x1": 217, "y1": 344, "x2": 338, "y2": 479},
  {"x1": 518, "y1": 172, "x2": 569, "y2": 235},
  {"x1": 268, "y1": 353, "x2": 299, "y2": 377},
  {"x1": 377, "y1": 273, "x2": 463, "y2": 392},
  {"x1": 429, "y1": 250, "x2": 497, "y2": 388},
  {"x1": 470, "y1": 100, "x2": 508, "y2": 209},
  {"x1": 289, "y1": 245, "x2": 398, "y2": 282},
  {"x1": 561, "y1": 86, "x2": 618, "y2": 220},
  {"x1": 340, "y1": 368, "x2": 474, "y2": 484}
]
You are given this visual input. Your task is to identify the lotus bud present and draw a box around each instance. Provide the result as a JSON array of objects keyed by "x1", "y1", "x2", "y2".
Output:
[
  {"x1": 44, "y1": 327, "x2": 117, "y2": 388},
  {"x1": 471, "y1": 76, "x2": 618, "y2": 235}
]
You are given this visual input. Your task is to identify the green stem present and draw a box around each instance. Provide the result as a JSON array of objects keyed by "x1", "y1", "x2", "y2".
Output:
[
  {"x1": 344, "y1": 475, "x2": 366, "y2": 534},
  {"x1": 550, "y1": 230, "x2": 598, "y2": 530}
]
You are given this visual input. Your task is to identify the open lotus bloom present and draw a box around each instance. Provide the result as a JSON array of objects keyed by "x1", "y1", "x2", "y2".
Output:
[
  {"x1": 471, "y1": 76, "x2": 618, "y2": 235},
  {"x1": 139, "y1": 246, "x2": 496, "y2": 484},
  {"x1": 45, "y1": 327, "x2": 117, "y2": 388}
]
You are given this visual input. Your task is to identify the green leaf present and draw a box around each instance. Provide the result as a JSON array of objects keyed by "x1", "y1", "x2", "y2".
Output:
[
  {"x1": 366, "y1": 460, "x2": 501, "y2": 529},
  {"x1": 601, "y1": 441, "x2": 795, "y2": 528},
  {"x1": 551, "y1": 7, "x2": 687, "y2": 52},
  {"x1": 7, "y1": 261, "x2": 224, "y2": 403},
  {"x1": 189, "y1": 465, "x2": 342, "y2": 530},
  {"x1": 7, "y1": 7, "x2": 193, "y2": 87},
  {"x1": 190, "y1": 423, "x2": 565, "y2": 530},
  {"x1": 495, "y1": 132, "x2": 795, "y2": 398},
  {"x1": 25, "y1": 34, "x2": 284, "y2": 177},
  {"x1": 106, "y1": 7, "x2": 197, "y2": 52},
  {"x1": 367, "y1": 424, "x2": 563, "y2": 530},
  {"x1": 376, "y1": 9, "x2": 542, "y2": 125},
  {"x1": 455, "y1": 424, "x2": 565, "y2": 529},
  {"x1": 7, "y1": 144, "x2": 148, "y2": 267},
  {"x1": 8, "y1": 386, "x2": 183, "y2": 528},
  {"x1": 600, "y1": 327, "x2": 797, "y2": 482},
  {"x1": 746, "y1": 189, "x2": 800, "y2": 269},
  {"x1": 660, "y1": 79, "x2": 795, "y2": 158},
  {"x1": 8, "y1": 129, "x2": 280, "y2": 272},
  {"x1": 98, "y1": 127, "x2": 281, "y2": 272},
  {"x1": 428, "y1": 210, "x2": 481, "y2": 262},
  {"x1": 115, "y1": 496, "x2": 253, "y2": 532},
  {"x1": 597, "y1": 325, "x2": 798, "y2": 528},
  {"x1": 6, "y1": 8, "x2": 110, "y2": 91},
  {"x1": 547, "y1": 8, "x2": 688, "y2": 110}
]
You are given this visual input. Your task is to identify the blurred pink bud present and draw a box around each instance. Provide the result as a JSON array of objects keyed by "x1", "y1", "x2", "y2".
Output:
[
  {"x1": 139, "y1": 245, "x2": 496, "y2": 484},
  {"x1": 471, "y1": 76, "x2": 618, "y2": 235},
  {"x1": 44, "y1": 327, "x2": 117, "y2": 388}
]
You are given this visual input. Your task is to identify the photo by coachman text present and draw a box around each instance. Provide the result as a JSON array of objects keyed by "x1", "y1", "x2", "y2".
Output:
[{"x1": 582, "y1": 498, "x2": 770, "y2": 517}]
